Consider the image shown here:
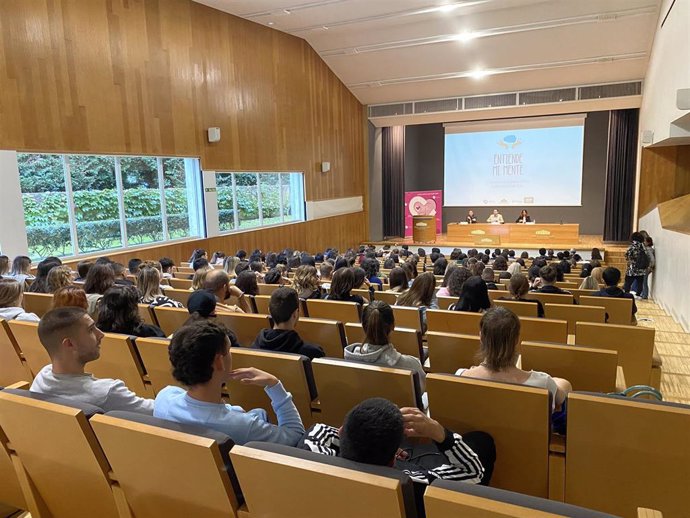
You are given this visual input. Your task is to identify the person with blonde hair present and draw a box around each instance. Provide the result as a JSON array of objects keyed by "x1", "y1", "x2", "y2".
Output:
[
  {"x1": 456, "y1": 307, "x2": 571, "y2": 413},
  {"x1": 507, "y1": 262, "x2": 521, "y2": 276},
  {"x1": 590, "y1": 266, "x2": 605, "y2": 285},
  {"x1": 7, "y1": 255, "x2": 33, "y2": 285},
  {"x1": 0, "y1": 278, "x2": 40, "y2": 322},
  {"x1": 223, "y1": 256, "x2": 241, "y2": 279},
  {"x1": 138, "y1": 266, "x2": 183, "y2": 308},
  {"x1": 47, "y1": 265, "x2": 74, "y2": 293},
  {"x1": 191, "y1": 267, "x2": 211, "y2": 291},
  {"x1": 52, "y1": 285, "x2": 88, "y2": 310},
  {"x1": 0, "y1": 255, "x2": 9, "y2": 277},
  {"x1": 579, "y1": 276, "x2": 599, "y2": 290},
  {"x1": 291, "y1": 265, "x2": 321, "y2": 300}
]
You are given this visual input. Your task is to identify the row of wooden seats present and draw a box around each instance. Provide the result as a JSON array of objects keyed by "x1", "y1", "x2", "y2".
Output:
[{"x1": 0, "y1": 379, "x2": 680, "y2": 517}]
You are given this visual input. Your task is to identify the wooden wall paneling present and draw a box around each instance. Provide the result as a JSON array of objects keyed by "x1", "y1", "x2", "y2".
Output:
[{"x1": 638, "y1": 145, "x2": 690, "y2": 217}]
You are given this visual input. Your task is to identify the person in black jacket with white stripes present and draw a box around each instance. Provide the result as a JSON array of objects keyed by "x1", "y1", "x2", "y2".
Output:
[{"x1": 300, "y1": 398, "x2": 495, "y2": 486}]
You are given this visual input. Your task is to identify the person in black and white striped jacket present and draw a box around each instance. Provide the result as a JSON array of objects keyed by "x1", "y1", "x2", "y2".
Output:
[{"x1": 299, "y1": 398, "x2": 495, "y2": 486}]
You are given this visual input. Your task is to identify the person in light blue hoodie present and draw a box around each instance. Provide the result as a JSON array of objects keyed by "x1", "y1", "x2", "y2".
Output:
[{"x1": 154, "y1": 320, "x2": 305, "y2": 446}]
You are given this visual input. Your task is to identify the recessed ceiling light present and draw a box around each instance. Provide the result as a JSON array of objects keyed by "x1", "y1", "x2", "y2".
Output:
[
  {"x1": 267, "y1": 21, "x2": 275, "y2": 26},
  {"x1": 454, "y1": 31, "x2": 478, "y2": 42},
  {"x1": 322, "y1": 25, "x2": 329, "y2": 30},
  {"x1": 283, "y1": 9, "x2": 291, "y2": 14}
]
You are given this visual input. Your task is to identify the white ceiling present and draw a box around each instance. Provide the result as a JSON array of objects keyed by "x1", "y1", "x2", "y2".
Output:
[{"x1": 193, "y1": 0, "x2": 662, "y2": 106}]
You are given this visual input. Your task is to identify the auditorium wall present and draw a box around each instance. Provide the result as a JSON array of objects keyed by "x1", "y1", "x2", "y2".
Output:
[
  {"x1": 403, "y1": 111, "x2": 611, "y2": 235},
  {"x1": 0, "y1": 0, "x2": 368, "y2": 257}
]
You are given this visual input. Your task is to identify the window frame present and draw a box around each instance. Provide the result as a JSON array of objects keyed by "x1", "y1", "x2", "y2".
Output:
[
  {"x1": 213, "y1": 171, "x2": 306, "y2": 236},
  {"x1": 17, "y1": 152, "x2": 205, "y2": 261}
]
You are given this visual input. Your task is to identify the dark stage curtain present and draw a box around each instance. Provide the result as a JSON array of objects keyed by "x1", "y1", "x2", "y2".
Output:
[
  {"x1": 382, "y1": 126, "x2": 405, "y2": 238},
  {"x1": 604, "y1": 109, "x2": 639, "y2": 242}
]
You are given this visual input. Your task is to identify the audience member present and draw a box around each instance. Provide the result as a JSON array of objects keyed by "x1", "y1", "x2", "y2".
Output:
[
  {"x1": 345, "y1": 301, "x2": 426, "y2": 392},
  {"x1": 435, "y1": 264, "x2": 458, "y2": 297},
  {"x1": 590, "y1": 248, "x2": 603, "y2": 261},
  {"x1": 641, "y1": 236, "x2": 655, "y2": 300},
  {"x1": 250, "y1": 260, "x2": 265, "y2": 282},
  {"x1": 456, "y1": 307, "x2": 571, "y2": 412},
  {"x1": 45, "y1": 265, "x2": 72, "y2": 292},
  {"x1": 481, "y1": 267, "x2": 497, "y2": 290},
  {"x1": 352, "y1": 267, "x2": 371, "y2": 290},
  {"x1": 203, "y1": 269, "x2": 249, "y2": 312},
  {"x1": 325, "y1": 268, "x2": 364, "y2": 304},
  {"x1": 223, "y1": 256, "x2": 241, "y2": 279},
  {"x1": 401, "y1": 261, "x2": 418, "y2": 287},
  {"x1": 263, "y1": 268, "x2": 286, "y2": 286},
  {"x1": 27, "y1": 258, "x2": 60, "y2": 293},
  {"x1": 445, "y1": 266, "x2": 472, "y2": 300},
  {"x1": 191, "y1": 267, "x2": 211, "y2": 291},
  {"x1": 385, "y1": 267, "x2": 408, "y2": 294},
  {"x1": 591, "y1": 266, "x2": 605, "y2": 285},
  {"x1": 253, "y1": 287, "x2": 324, "y2": 359},
  {"x1": 128, "y1": 258, "x2": 143, "y2": 276},
  {"x1": 507, "y1": 262, "x2": 521, "y2": 276},
  {"x1": 138, "y1": 266, "x2": 183, "y2": 308},
  {"x1": 52, "y1": 285, "x2": 88, "y2": 310},
  {"x1": 536, "y1": 265, "x2": 571, "y2": 294},
  {"x1": 155, "y1": 320, "x2": 305, "y2": 445},
  {"x1": 97, "y1": 285, "x2": 166, "y2": 338},
  {"x1": 578, "y1": 276, "x2": 599, "y2": 290},
  {"x1": 159, "y1": 257, "x2": 175, "y2": 279},
  {"x1": 188, "y1": 248, "x2": 207, "y2": 263},
  {"x1": 453, "y1": 276, "x2": 491, "y2": 313},
  {"x1": 235, "y1": 270, "x2": 259, "y2": 297},
  {"x1": 292, "y1": 265, "x2": 321, "y2": 300},
  {"x1": 210, "y1": 251, "x2": 226, "y2": 265},
  {"x1": 75, "y1": 260, "x2": 93, "y2": 282},
  {"x1": 83, "y1": 262, "x2": 115, "y2": 317},
  {"x1": 0, "y1": 255, "x2": 8, "y2": 277},
  {"x1": 591, "y1": 267, "x2": 637, "y2": 324},
  {"x1": 498, "y1": 273, "x2": 544, "y2": 317},
  {"x1": 301, "y1": 398, "x2": 493, "y2": 486},
  {"x1": 0, "y1": 278, "x2": 40, "y2": 322},
  {"x1": 30, "y1": 307, "x2": 153, "y2": 413},
  {"x1": 361, "y1": 258, "x2": 383, "y2": 288},
  {"x1": 432, "y1": 257, "x2": 448, "y2": 276},
  {"x1": 111, "y1": 262, "x2": 134, "y2": 286},
  {"x1": 192, "y1": 257, "x2": 210, "y2": 272}
]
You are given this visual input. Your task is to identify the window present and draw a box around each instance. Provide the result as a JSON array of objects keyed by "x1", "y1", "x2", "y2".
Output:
[
  {"x1": 17, "y1": 153, "x2": 204, "y2": 261},
  {"x1": 213, "y1": 172, "x2": 305, "y2": 233}
]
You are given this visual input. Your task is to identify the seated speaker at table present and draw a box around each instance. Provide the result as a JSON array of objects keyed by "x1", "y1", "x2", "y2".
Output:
[
  {"x1": 515, "y1": 210, "x2": 533, "y2": 223},
  {"x1": 486, "y1": 209, "x2": 504, "y2": 224},
  {"x1": 466, "y1": 210, "x2": 477, "y2": 224}
]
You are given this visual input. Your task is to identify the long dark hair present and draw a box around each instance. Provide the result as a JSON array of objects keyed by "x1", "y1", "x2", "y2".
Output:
[
  {"x1": 397, "y1": 271, "x2": 435, "y2": 307},
  {"x1": 362, "y1": 300, "x2": 395, "y2": 346},
  {"x1": 455, "y1": 276, "x2": 491, "y2": 313},
  {"x1": 84, "y1": 263, "x2": 115, "y2": 295},
  {"x1": 235, "y1": 271, "x2": 258, "y2": 296},
  {"x1": 329, "y1": 268, "x2": 355, "y2": 300},
  {"x1": 97, "y1": 285, "x2": 143, "y2": 334}
]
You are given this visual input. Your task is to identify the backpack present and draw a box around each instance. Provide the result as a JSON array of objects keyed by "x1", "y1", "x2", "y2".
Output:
[{"x1": 634, "y1": 246, "x2": 650, "y2": 270}]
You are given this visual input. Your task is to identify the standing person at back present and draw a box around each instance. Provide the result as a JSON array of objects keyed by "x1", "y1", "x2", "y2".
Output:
[
  {"x1": 624, "y1": 231, "x2": 648, "y2": 295},
  {"x1": 253, "y1": 287, "x2": 325, "y2": 360},
  {"x1": 30, "y1": 307, "x2": 154, "y2": 413}
]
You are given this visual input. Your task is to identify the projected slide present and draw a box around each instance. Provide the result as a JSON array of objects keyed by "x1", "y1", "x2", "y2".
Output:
[{"x1": 444, "y1": 122, "x2": 585, "y2": 207}]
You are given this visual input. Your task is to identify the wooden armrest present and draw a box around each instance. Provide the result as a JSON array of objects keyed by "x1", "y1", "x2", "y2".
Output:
[
  {"x1": 549, "y1": 433, "x2": 566, "y2": 454},
  {"x1": 637, "y1": 508, "x2": 663, "y2": 518},
  {"x1": 615, "y1": 366, "x2": 627, "y2": 392},
  {"x1": 6, "y1": 381, "x2": 31, "y2": 390},
  {"x1": 237, "y1": 504, "x2": 251, "y2": 518},
  {"x1": 652, "y1": 346, "x2": 662, "y2": 368},
  {"x1": 310, "y1": 399, "x2": 321, "y2": 411}
]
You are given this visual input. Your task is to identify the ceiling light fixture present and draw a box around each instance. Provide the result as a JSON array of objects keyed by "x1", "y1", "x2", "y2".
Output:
[
  {"x1": 267, "y1": 21, "x2": 275, "y2": 26},
  {"x1": 454, "y1": 31, "x2": 478, "y2": 42},
  {"x1": 468, "y1": 69, "x2": 491, "y2": 79},
  {"x1": 436, "y1": 4, "x2": 460, "y2": 13}
]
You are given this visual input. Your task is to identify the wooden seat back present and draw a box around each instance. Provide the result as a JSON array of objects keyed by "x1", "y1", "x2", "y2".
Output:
[
  {"x1": 565, "y1": 393, "x2": 690, "y2": 517},
  {"x1": 426, "y1": 374, "x2": 551, "y2": 498},
  {"x1": 88, "y1": 333, "x2": 154, "y2": 398},
  {"x1": 252, "y1": 294, "x2": 271, "y2": 314},
  {"x1": 488, "y1": 290, "x2": 507, "y2": 302},
  {"x1": 257, "y1": 283, "x2": 281, "y2": 296},
  {"x1": 0, "y1": 390, "x2": 121, "y2": 518},
  {"x1": 568, "y1": 289, "x2": 598, "y2": 303},
  {"x1": 153, "y1": 306, "x2": 190, "y2": 336},
  {"x1": 0, "y1": 320, "x2": 33, "y2": 386},
  {"x1": 425, "y1": 480, "x2": 617, "y2": 518},
  {"x1": 230, "y1": 443, "x2": 414, "y2": 518},
  {"x1": 168, "y1": 278, "x2": 192, "y2": 289},
  {"x1": 436, "y1": 296, "x2": 457, "y2": 310},
  {"x1": 215, "y1": 313, "x2": 272, "y2": 347},
  {"x1": 7, "y1": 321, "x2": 50, "y2": 377},
  {"x1": 520, "y1": 342, "x2": 618, "y2": 392},
  {"x1": 294, "y1": 318, "x2": 347, "y2": 358},
  {"x1": 373, "y1": 291, "x2": 399, "y2": 305},
  {"x1": 21, "y1": 292, "x2": 53, "y2": 318},
  {"x1": 580, "y1": 296, "x2": 634, "y2": 325},
  {"x1": 344, "y1": 323, "x2": 424, "y2": 362},
  {"x1": 575, "y1": 322, "x2": 655, "y2": 386},
  {"x1": 90, "y1": 412, "x2": 242, "y2": 518},
  {"x1": 0, "y1": 399, "x2": 27, "y2": 511},
  {"x1": 351, "y1": 288, "x2": 371, "y2": 302},
  {"x1": 427, "y1": 309, "x2": 482, "y2": 335},
  {"x1": 493, "y1": 299, "x2": 538, "y2": 317},
  {"x1": 391, "y1": 305, "x2": 424, "y2": 333},
  {"x1": 518, "y1": 316, "x2": 568, "y2": 344},
  {"x1": 134, "y1": 337, "x2": 178, "y2": 393},
  {"x1": 544, "y1": 304, "x2": 606, "y2": 335},
  {"x1": 426, "y1": 332, "x2": 481, "y2": 374},
  {"x1": 164, "y1": 288, "x2": 192, "y2": 307},
  {"x1": 524, "y1": 292, "x2": 574, "y2": 306},
  {"x1": 138, "y1": 303, "x2": 158, "y2": 326},
  {"x1": 312, "y1": 358, "x2": 422, "y2": 426},
  {"x1": 226, "y1": 348, "x2": 315, "y2": 427},
  {"x1": 306, "y1": 299, "x2": 362, "y2": 323}
]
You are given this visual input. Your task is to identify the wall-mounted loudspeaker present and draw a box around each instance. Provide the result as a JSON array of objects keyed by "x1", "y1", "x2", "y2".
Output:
[
  {"x1": 640, "y1": 130, "x2": 654, "y2": 145},
  {"x1": 677, "y1": 88, "x2": 690, "y2": 110},
  {"x1": 207, "y1": 127, "x2": 221, "y2": 143},
  {"x1": 321, "y1": 161, "x2": 331, "y2": 173}
]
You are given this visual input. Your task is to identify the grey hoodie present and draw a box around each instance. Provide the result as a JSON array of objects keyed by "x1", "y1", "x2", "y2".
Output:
[
  {"x1": 343, "y1": 342, "x2": 426, "y2": 393},
  {"x1": 0, "y1": 307, "x2": 40, "y2": 323}
]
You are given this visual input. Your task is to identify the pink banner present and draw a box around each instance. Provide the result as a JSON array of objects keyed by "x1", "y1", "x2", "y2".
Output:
[{"x1": 404, "y1": 190, "x2": 443, "y2": 238}]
